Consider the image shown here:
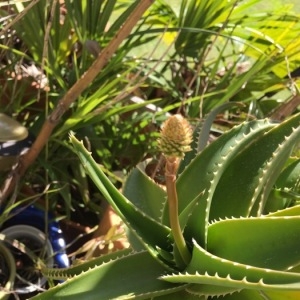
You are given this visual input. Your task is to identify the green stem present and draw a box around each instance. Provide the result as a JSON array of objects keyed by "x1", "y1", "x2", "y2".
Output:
[{"x1": 165, "y1": 157, "x2": 191, "y2": 266}]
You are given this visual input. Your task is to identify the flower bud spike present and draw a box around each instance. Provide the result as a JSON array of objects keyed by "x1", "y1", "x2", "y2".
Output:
[
  {"x1": 159, "y1": 114, "x2": 192, "y2": 159},
  {"x1": 158, "y1": 114, "x2": 192, "y2": 266}
]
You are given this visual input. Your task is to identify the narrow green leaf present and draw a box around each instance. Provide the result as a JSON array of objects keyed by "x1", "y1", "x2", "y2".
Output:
[{"x1": 197, "y1": 102, "x2": 245, "y2": 153}]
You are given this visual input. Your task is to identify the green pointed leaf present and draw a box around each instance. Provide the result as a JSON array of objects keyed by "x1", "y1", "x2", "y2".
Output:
[
  {"x1": 123, "y1": 168, "x2": 166, "y2": 222},
  {"x1": 268, "y1": 204, "x2": 300, "y2": 217},
  {"x1": 213, "y1": 289, "x2": 300, "y2": 300},
  {"x1": 153, "y1": 289, "x2": 204, "y2": 299},
  {"x1": 262, "y1": 290, "x2": 300, "y2": 300},
  {"x1": 209, "y1": 113, "x2": 300, "y2": 220},
  {"x1": 197, "y1": 102, "x2": 246, "y2": 153},
  {"x1": 162, "y1": 241, "x2": 300, "y2": 291},
  {"x1": 33, "y1": 251, "x2": 186, "y2": 300},
  {"x1": 176, "y1": 119, "x2": 274, "y2": 247},
  {"x1": 42, "y1": 248, "x2": 132, "y2": 280},
  {"x1": 178, "y1": 102, "x2": 245, "y2": 174},
  {"x1": 276, "y1": 158, "x2": 300, "y2": 191},
  {"x1": 70, "y1": 134, "x2": 171, "y2": 255},
  {"x1": 207, "y1": 216, "x2": 300, "y2": 270},
  {"x1": 186, "y1": 283, "x2": 240, "y2": 298},
  {"x1": 216, "y1": 289, "x2": 273, "y2": 300},
  {"x1": 178, "y1": 191, "x2": 204, "y2": 231}
]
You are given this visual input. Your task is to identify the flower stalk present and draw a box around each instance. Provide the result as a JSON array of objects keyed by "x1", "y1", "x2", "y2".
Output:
[{"x1": 159, "y1": 114, "x2": 192, "y2": 265}]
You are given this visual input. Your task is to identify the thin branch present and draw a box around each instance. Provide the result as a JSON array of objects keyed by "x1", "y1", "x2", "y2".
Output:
[{"x1": 269, "y1": 94, "x2": 300, "y2": 122}]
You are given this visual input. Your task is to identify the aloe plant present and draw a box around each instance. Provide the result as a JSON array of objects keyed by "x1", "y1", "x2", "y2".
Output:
[{"x1": 27, "y1": 111, "x2": 300, "y2": 300}]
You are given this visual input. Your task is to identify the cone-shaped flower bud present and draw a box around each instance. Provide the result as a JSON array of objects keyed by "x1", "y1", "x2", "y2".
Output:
[{"x1": 159, "y1": 114, "x2": 192, "y2": 158}]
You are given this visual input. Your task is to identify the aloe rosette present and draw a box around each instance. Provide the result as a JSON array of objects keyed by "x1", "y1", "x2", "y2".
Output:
[{"x1": 32, "y1": 112, "x2": 300, "y2": 300}]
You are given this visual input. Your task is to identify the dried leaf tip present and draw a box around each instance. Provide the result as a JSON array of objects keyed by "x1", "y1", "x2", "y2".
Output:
[{"x1": 159, "y1": 114, "x2": 192, "y2": 158}]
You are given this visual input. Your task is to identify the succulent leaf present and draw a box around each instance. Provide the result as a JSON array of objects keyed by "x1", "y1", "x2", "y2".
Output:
[
  {"x1": 41, "y1": 248, "x2": 132, "y2": 280},
  {"x1": 33, "y1": 251, "x2": 187, "y2": 300},
  {"x1": 123, "y1": 168, "x2": 167, "y2": 222},
  {"x1": 186, "y1": 283, "x2": 240, "y2": 298},
  {"x1": 268, "y1": 204, "x2": 300, "y2": 217},
  {"x1": 152, "y1": 289, "x2": 205, "y2": 299},
  {"x1": 207, "y1": 216, "x2": 300, "y2": 269},
  {"x1": 70, "y1": 134, "x2": 172, "y2": 256},
  {"x1": 276, "y1": 158, "x2": 300, "y2": 191},
  {"x1": 209, "y1": 112, "x2": 300, "y2": 220},
  {"x1": 162, "y1": 241, "x2": 300, "y2": 290},
  {"x1": 175, "y1": 119, "x2": 275, "y2": 247}
]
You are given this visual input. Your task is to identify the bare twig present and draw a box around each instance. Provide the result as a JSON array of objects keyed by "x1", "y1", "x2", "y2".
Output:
[
  {"x1": 0, "y1": 0, "x2": 155, "y2": 204},
  {"x1": 269, "y1": 94, "x2": 300, "y2": 122}
]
